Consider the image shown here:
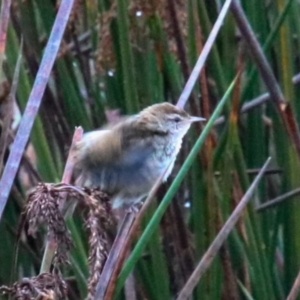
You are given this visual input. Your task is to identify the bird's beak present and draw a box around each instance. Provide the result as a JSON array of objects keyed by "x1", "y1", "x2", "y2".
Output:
[{"x1": 188, "y1": 116, "x2": 206, "y2": 123}]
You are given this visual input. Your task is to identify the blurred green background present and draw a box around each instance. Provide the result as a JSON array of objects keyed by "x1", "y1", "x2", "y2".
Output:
[{"x1": 1, "y1": 0, "x2": 300, "y2": 299}]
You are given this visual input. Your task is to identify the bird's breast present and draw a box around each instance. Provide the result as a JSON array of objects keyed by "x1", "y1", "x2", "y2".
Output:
[
  {"x1": 77, "y1": 135, "x2": 183, "y2": 204},
  {"x1": 151, "y1": 137, "x2": 183, "y2": 180}
]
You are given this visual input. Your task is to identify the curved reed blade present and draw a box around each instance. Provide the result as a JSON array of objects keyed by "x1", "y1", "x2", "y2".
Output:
[{"x1": 176, "y1": 0, "x2": 232, "y2": 109}]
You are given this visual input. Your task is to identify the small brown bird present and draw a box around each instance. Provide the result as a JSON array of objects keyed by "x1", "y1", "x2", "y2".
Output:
[{"x1": 74, "y1": 102, "x2": 205, "y2": 208}]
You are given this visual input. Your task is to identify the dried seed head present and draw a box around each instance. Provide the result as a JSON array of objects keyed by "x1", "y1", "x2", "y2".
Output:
[
  {"x1": 23, "y1": 183, "x2": 73, "y2": 264},
  {"x1": 21, "y1": 183, "x2": 114, "y2": 297},
  {"x1": 82, "y1": 188, "x2": 114, "y2": 297},
  {"x1": 0, "y1": 271, "x2": 67, "y2": 300}
]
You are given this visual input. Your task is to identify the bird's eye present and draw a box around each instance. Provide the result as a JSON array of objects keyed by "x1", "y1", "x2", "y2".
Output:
[{"x1": 173, "y1": 117, "x2": 181, "y2": 123}]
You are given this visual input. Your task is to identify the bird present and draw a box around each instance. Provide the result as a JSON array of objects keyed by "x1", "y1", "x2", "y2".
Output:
[{"x1": 74, "y1": 102, "x2": 205, "y2": 209}]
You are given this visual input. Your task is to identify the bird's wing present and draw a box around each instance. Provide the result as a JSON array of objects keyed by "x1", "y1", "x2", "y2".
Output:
[
  {"x1": 74, "y1": 125, "x2": 152, "y2": 169},
  {"x1": 74, "y1": 129, "x2": 121, "y2": 167}
]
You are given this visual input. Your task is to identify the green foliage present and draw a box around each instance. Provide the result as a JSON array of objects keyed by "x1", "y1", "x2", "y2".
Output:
[{"x1": 1, "y1": 0, "x2": 300, "y2": 299}]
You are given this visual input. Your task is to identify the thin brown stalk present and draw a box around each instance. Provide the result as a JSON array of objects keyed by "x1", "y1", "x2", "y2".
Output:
[
  {"x1": 166, "y1": 0, "x2": 189, "y2": 81},
  {"x1": 219, "y1": 244, "x2": 239, "y2": 300},
  {"x1": 230, "y1": 44, "x2": 245, "y2": 124},
  {"x1": 166, "y1": 0, "x2": 199, "y2": 120},
  {"x1": 230, "y1": 0, "x2": 300, "y2": 161},
  {"x1": 214, "y1": 168, "x2": 282, "y2": 177},
  {"x1": 232, "y1": 173, "x2": 250, "y2": 290},
  {"x1": 61, "y1": 127, "x2": 83, "y2": 184},
  {"x1": 230, "y1": 1, "x2": 285, "y2": 105},
  {"x1": 197, "y1": 18, "x2": 217, "y2": 151},
  {"x1": 256, "y1": 187, "x2": 300, "y2": 212},
  {"x1": 40, "y1": 126, "x2": 83, "y2": 273},
  {"x1": 94, "y1": 212, "x2": 135, "y2": 300},
  {"x1": 0, "y1": 81, "x2": 11, "y2": 173},
  {"x1": 176, "y1": 157, "x2": 271, "y2": 300},
  {"x1": 160, "y1": 199, "x2": 192, "y2": 292},
  {"x1": 163, "y1": 210, "x2": 183, "y2": 289},
  {"x1": 214, "y1": 72, "x2": 300, "y2": 126}
]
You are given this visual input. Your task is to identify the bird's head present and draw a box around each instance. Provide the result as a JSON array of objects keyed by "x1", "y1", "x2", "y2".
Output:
[{"x1": 137, "y1": 102, "x2": 205, "y2": 138}]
